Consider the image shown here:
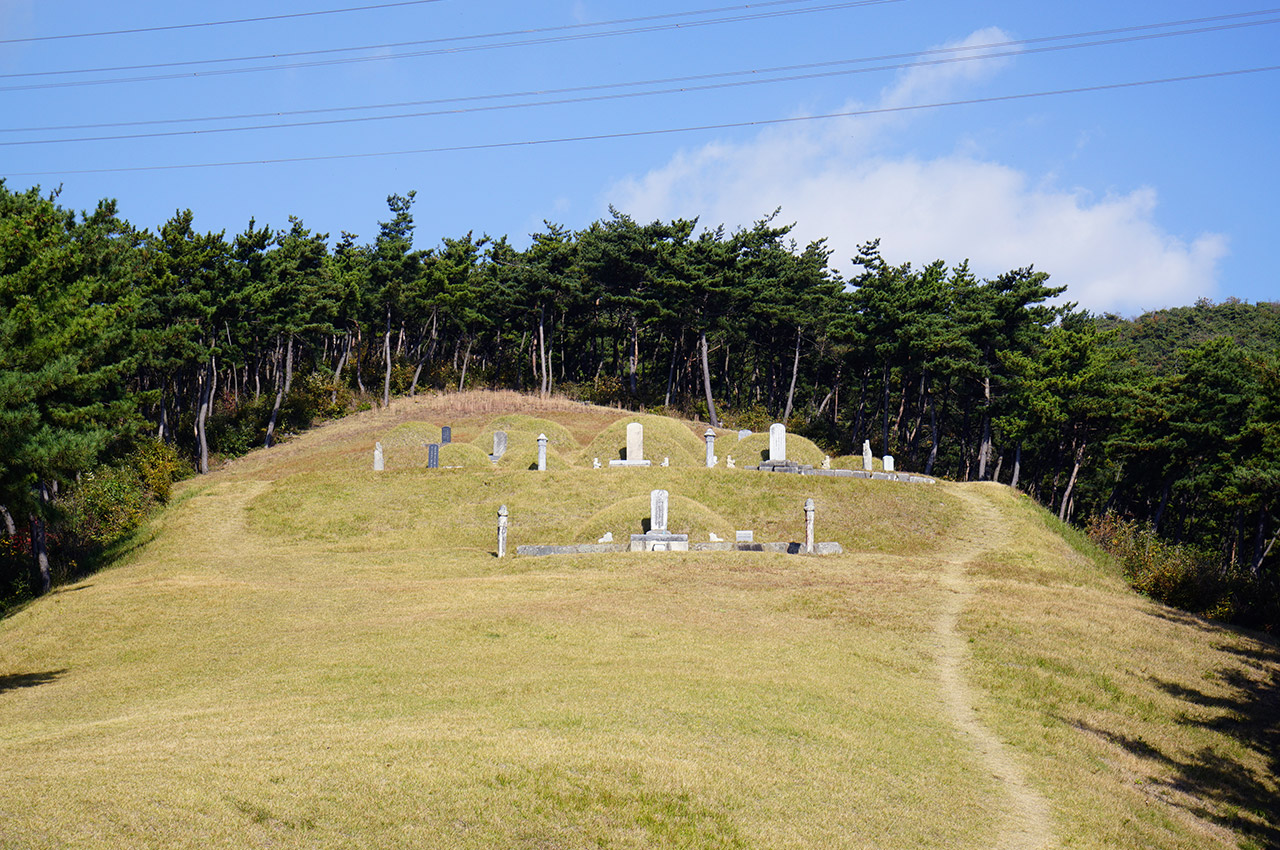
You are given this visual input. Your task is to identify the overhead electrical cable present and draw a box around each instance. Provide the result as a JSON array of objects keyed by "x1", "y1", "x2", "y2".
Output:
[
  {"x1": 4, "y1": 14, "x2": 1277, "y2": 146},
  {"x1": 0, "y1": 1, "x2": 449, "y2": 44},
  {"x1": 11, "y1": 7, "x2": 1277, "y2": 135},
  {"x1": 9, "y1": 65, "x2": 1277, "y2": 177},
  {"x1": 0, "y1": 0, "x2": 904, "y2": 90}
]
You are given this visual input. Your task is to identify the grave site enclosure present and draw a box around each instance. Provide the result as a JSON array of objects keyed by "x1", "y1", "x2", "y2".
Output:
[{"x1": 2, "y1": 392, "x2": 1276, "y2": 850}]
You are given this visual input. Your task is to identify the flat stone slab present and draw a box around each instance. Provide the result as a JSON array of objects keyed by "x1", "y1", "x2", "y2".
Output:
[
  {"x1": 629, "y1": 532, "x2": 689, "y2": 552},
  {"x1": 515, "y1": 543, "x2": 628, "y2": 556},
  {"x1": 607, "y1": 459, "x2": 652, "y2": 467}
]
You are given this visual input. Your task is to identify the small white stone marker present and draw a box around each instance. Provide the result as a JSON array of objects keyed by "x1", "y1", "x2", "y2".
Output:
[
  {"x1": 627, "y1": 422, "x2": 643, "y2": 461},
  {"x1": 661, "y1": 457, "x2": 670, "y2": 467},
  {"x1": 822, "y1": 455, "x2": 831, "y2": 470},
  {"x1": 736, "y1": 530, "x2": 753, "y2": 543},
  {"x1": 497, "y1": 505, "x2": 509, "y2": 559},
  {"x1": 863, "y1": 439, "x2": 873, "y2": 471},
  {"x1": 537, "y1": 433, "x2": 548, "y2": 471},
  {"x1": 709, "y1": 532, "x2": 723, "y2": 542},
  {"x1": 650, "y1": 489, "x2": 668, "y2": 533},
  {"x1": 726, "y1": 455, "x2": 735, "y2": 468},
  {"x1": 373, "y1": 441, "x2": 384, "y2": 471},
  {"x1": 884, "y1": 455, "x2": 895, "y2": 473},
  {"x1": 804, "y1": 498, "x2": 815, "y2": 554},
  {"x1": 704, "y1": 428, "x2": 717, "y2": 468},
  {"x1": 593, "y1": 457, "x2": 601, "y2": 469},
  {"x1": 598, "y1": 532, "x2": 613, "y2": 543},
  {"x1": 737, "y1": 429, "x2": 751, "y2": 440}
]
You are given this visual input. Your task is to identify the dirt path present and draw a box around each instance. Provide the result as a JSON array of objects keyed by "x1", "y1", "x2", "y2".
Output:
[{"x1": 935, "y1": 484, "x2": 1056, "y2": 850}]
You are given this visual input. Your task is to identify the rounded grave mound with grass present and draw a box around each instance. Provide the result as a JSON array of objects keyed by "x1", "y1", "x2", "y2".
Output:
[
  {"x1": 437, "y1": 442, "x2": 493, "y2": 468},
  {"x1": 832, "y1": 454, "x2": 882, "y2": 471},
  {"x1": 486, "y1": 431, "x2": 574, "y2": 470},
  {"x1": 373, "y1": 422, "x2": 446, "y2": 470},
  {"x1": 577, "y1": 494, "x2": 734, "y2": 542},
  {"x1": 734, "y1": 430, "x2": 826, "y2": 467},
  {"x1": 580, "y1": 414, "x2": 704, "y2": 467},
  {"x1": 478, "y1": 414, "x2": 577, "y2": 452}
]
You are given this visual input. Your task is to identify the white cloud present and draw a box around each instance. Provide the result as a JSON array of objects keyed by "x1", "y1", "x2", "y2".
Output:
[{"x1": 605, "y1": 28, "x2": 1225, "y2": 314}]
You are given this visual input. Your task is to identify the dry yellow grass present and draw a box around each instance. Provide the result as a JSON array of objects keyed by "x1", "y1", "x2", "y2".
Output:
[{"x1": 1, "y1": 391, "x2": 1275, "y2": 849}]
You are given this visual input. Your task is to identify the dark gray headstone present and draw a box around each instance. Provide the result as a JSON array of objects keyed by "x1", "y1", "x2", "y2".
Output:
[
  {"x1": 427, "y1": 443, "x2": 440, "y2": 468},
  {"x1": 441, "y1": 426, "x2": 452, "y2": 444}
]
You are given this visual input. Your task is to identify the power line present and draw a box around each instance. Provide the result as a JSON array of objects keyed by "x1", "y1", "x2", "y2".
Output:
[
  {"x1": 0, "y1": 1, "x2": 448, "y2": 45},
  {"x1": 0, "y1": 0, "x2": 902, "y2": 91},
  {"x1": 4, "y1": 14, "x2": 1277, "y2": 146},
  {"x1": 9, "y1": 65, "x2": 1276, "y2": 177}
]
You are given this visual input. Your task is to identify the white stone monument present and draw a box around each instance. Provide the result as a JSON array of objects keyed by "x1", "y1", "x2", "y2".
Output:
[
  {"x1": 804, "y1": 498, "x2": 815, "y2": 554},
  {"x1": 609, "y1": 421, "x2": 652, "y2": 467},
  {"x1": 863, "y1": 439, "x2": 873, "y2": 471},
  {"x1": 373, "y1": 441, "x2": 384, "y2": 471},
  {"x1": 497, "y1": 505, "x2": 508, "y2": 559},
  {"x1": 884, "y1": 455, "x2": 895, "y2": 473},
  {"x1": 704, "y1": 428, "x2": 717, "y2": 468},
  {"x1": 537, "y1": 433, "x2": 548, "y2": 471},
  {"x1": 629, "y1": 488, "x2": 689, "y2": 551}
]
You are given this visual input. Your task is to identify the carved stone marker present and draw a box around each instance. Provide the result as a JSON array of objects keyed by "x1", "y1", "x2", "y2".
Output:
[
  {"x1": 704, "y1": 428, "x2": 717, "y2": 468},
  {"x1": 736, "y1": 530, "x2": 754, "y2": 543},
  {"x1": 537, "y1": 433, "x2": 548, "y2": 471},
  {"x1": 769, "y1": 423, "x2": 786, "y2": 462},
  {"x1": 630, "y1": 488, "x2": 688, "y2": 551},
  {"x1": 427, "y1": 443, "x2": 440, "y2": 468},
  {"x1": 726, "y1": 455, "x2": 735, "y2": 469},
  {"x1": 651, "y1": 489, "x2": 668, "y2": 532},
  {"x1": 491, "y1": 431, "x2": 508, "y2": 462},
  {"x1": 863, "y1": 440, "x2": 873, "y2": 471},
  {"x1": 609, "y1": 421, "x2": 652, "y2": 466},
  {"x1": 497, "y1": 505, "x2": 508, "y2": 559},
  {"x1": 738, "y1": 429, "x2": 751, "y2": 440},
  {"x1": 884, "y1": 455, "x2": 895, "y2": 473},
  {"x1": 441, "y1": 426, "x2": 452, "y2": 444},
  {"x1": 598, "y1": 532, "x2": 613, "y2": 543},
  {"x1": 804, "y1": 498, "x2": 815, "y2": 554},
  {"x1": 593, "y1": 458, "x2": 601, "y2": 469},
  {"x1": 822, "y1": 455, "x2": 831, "y2": 470},
  {"x1": 374, "y1": 441, "x2": 384, "y2": 471}
]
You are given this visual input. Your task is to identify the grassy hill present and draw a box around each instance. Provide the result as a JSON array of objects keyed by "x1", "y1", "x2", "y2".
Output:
[{"x1": 1, "y1": 391, "x2": 1276, "y2": 849}]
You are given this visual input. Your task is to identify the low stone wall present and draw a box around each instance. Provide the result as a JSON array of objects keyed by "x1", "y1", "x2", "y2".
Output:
[{"x1": 515, "y1": 541, "x2": 843, "y2": 557}]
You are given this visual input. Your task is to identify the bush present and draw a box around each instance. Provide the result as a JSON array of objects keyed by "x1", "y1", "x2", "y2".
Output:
[
  {"x1": 127, "y1": 438, "x2": 192, "y2": 502},
  {"x1": 1086, "y1": 513, "x2": 1229, "y2": 617}
]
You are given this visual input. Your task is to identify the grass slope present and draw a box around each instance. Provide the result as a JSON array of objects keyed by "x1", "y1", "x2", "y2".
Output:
[{"x1": 1, "y1": 392, "x2": 1275, "y2": 849}]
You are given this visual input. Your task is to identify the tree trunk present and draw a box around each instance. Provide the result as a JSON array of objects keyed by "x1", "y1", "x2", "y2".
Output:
[
  {"x1": 458, "y1": 336, "x2": 473, "y2": 391},
  {"x1": 0, "y1": 503, "x2": 16, "y2": 538},
  {"x1": 783, "y1": 326, "x2": 802, "y2": 424},
  {"x1": 265, "y1": 336, "x2": 294, "y2": 448},
  {"x1": 196, "y1": 355, "x2": 217, "y2": 474},
  {"x1": 700, "y1": 330, "x2": 719, "y2": 428},
  {"x1": 629, "y1": 321, "x2": 639, "y2": 397},
  {"x1": 881, "y1": 361, "x2": 891, "y2": 455},
  {"x1": 1010, "y1": 442, "x2": 1023, "y2": 489},
  {"x1": 1058, "y1": 439, "x2": 1087, "y2": 522},
  {"x1": 382, "y1": 307, "x2": 393, "y2": 408},
  {"x1": 977, "y1": 377, "x2": 992, "y2": 479},
  {"x1": 30, "y1": 482, "x2": 51, "y2": 595}
]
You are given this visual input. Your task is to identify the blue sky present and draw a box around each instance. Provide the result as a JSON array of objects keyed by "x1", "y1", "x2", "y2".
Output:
[{"x1": 3, "y1": 1, "x2": 1276, "y2": 315}]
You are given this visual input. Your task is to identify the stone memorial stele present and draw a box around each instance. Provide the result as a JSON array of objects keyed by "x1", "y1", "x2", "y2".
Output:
[
  {"x1": 737, "y1": 429, "x2": 751, "y2": 441},
  {"x1": 491, "y1": 431, "x2": 508, "y2": 462},
  {"x1": 374, "y1": 441, "x2": 384, "y2": 472},
  {"x1": 769, "y1": 423, "x2": 786, "y2": 462},
  {"x1": 884, "y1": 455, "x2": 895, "y2": 473},
  {"x1": 630, "y1": 488, "x2": 688, "y2": 551},
  {"x1": 537, "y1": 433, "x2": 548, "y2": 471},
  {"x1": 863, "y1": 439, "x2": 873, "y2": 471},
  {"x1": 441, "y1": 426, "x2": 452, "y2": 445},
  {"x1": 427, "y1": 443, "x2": 439, "y2": 469},
  {"x1": 704, "y1": 428, "x2": 717, "y2": 468},
  {"x1": 497, "y1": 505, "x2": 509, "y2": 559},
  {"x1": 736, "y1": 530, "x2": 754, "y2": 543},
  {"x1": 609, "y1": 421, "x2": 652, "y2": 467}
]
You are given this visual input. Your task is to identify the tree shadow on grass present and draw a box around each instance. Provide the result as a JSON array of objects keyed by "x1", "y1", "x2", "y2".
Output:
[
  {"x1": 1082, "y1": 632, "x2": 1280, "y2": 849},
  {"x1": 0, "y1": 670, "x2": 66, "y2": 695}
]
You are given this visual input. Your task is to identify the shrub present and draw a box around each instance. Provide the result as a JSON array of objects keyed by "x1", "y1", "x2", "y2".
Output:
[
  {"x1": 1086, "y1": 513, "x2": 1228, "y2": 617},
  {"x1": 61, "y1": 465, "x2": 151, "y2": 548}
]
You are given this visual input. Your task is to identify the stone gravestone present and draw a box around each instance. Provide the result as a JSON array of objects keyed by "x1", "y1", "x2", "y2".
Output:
[
  {"x1": 441, "y1": 426, "x2": 452, "y2": 445},
  {"x1": 704, "y1": 428, "x2": 717, "y2": 468},
  {"x1": 374, "y1": 441, "x2": 384, "y2": 471},
  {"x1": 497, "y1": 505, "x2": 508, "y2": 559},
  {"x1": 884, "y1": 455, "x2": 895, "y2": 473},
  {"x1": 491, "y1": 431, "x2": 508, "y2": 463},
  {"x1": 427, "y1": 443, "x2": 440, "y2": 469},
  {"x1": 863, "y1": 439, "x2": 873, "y2": 471},
  {"x1": 630, "y1": 488, "x2": 688, "y2": 551},
  {"x1": 769, "y1": 423, "x2": 786, "y2": 462},
  {"x1": 537, "y1": 433, "x2": 548, "y2": 471},
  {"x1": 737, "y1": 429, "x2": 751, "y2": 441},
  {"x1": 760, "y1": 423, "x2": 802, "y2": 472},
  {"x1": 609, "y1": 421, "x2": 652, "y2": 467}
]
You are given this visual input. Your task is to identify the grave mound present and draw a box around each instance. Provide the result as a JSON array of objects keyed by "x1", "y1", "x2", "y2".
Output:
[
  {"x1": 579, "y1": 414, "x2": 704, "y2": 466},
  {"x1": 734, "y1": 430, "x2": 825, "y2": 467},
  {"x1": 577, "y1": 494, "x2": 734, "y2": 542},
  {"x1": 832, "y1": 453, "x2": 883, "y2": 471},
  {"x1": 437, "y1": 442, "x2": 492, "y2": 468},
  {"x1": 478, "y1": 415, "x2": 576, "y2": 451}
]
